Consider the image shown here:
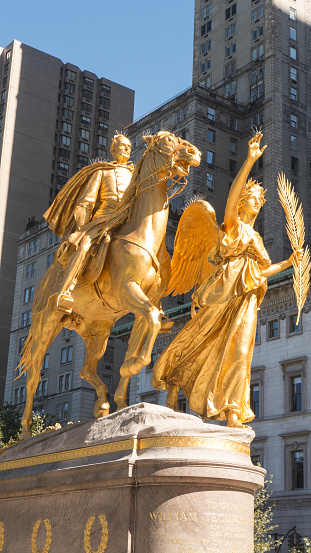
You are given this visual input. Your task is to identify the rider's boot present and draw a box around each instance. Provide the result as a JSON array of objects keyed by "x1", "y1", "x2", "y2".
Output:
[{"x1": 56, "y1": 238, "x2": 90, "y2": 316}]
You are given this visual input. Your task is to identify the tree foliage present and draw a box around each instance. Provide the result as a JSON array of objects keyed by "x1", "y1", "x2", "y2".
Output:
[
  {"x1": 0, "y1": 402, "x2": 55, "y2": 447},
  {"x1": 254, "y1": 477, "x2": 281, "y2": 553}
]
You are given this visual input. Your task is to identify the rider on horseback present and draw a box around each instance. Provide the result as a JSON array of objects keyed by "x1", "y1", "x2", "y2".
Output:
[{"x1": 44, "y1": 134, "x2": 134, "y2": 315}]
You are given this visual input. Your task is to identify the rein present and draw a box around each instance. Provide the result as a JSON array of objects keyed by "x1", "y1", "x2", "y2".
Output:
[{"x1": 134, "y1": 144, "x2": 187, "y2": 200}]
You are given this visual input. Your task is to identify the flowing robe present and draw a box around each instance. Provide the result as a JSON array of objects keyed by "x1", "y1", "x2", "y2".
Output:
[{"x1": 152, "y1": 220, "x2": 271, "y2": 423}]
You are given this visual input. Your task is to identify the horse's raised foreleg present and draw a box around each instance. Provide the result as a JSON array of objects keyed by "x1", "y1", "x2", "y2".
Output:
[
  {"x1": 76, "y1": 319, "x2": 112, "y2": 419},
  {"x1": 119, "y1": 280, "x2": 162, "y2": 378}
]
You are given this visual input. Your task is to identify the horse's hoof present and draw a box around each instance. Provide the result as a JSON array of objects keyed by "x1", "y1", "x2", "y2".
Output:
[
  {"x1": 18, "y1": 429, "x2": 32, "y2": 441},
  {"x1": 93, "y1": 402, "x2": 110, "y2": 419}
]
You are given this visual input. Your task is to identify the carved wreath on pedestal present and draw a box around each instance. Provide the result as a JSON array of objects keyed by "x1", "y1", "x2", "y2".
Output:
[
  {"x1": 84, "y1": 514, "x2": 108, "y2": 553},
  {"x1": 31, "y1": 519, "x2": 52, "y2": 553}
]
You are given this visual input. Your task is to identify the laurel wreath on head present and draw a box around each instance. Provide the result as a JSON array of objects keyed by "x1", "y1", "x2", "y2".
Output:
[
  {"x1": 0, "y1": 522, "x2": 4, "y2": 552},
  {"x1": 31, "y1": 519, "x2": 52, "y2": 553},
  {"x1": 84, "y1": 515, "x2": 108, "y2": 553}
]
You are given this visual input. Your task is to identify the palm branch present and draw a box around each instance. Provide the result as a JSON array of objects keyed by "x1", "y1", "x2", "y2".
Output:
[{"x1": 277, "y1": 172, "x2": 310, "y2": 324}]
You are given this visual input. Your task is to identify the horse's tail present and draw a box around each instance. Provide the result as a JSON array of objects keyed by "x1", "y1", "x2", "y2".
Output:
[{"x1": 14, "y1": 329, "x2": 33, "y2": 380}]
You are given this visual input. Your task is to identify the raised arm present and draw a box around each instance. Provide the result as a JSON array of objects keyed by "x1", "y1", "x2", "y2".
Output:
[
  {"x1": 224, "y1": 133, "x2": 266, "y2": 236},
  {"x1": 262, "y1": 250, "x2": 303, "y2": 278}
]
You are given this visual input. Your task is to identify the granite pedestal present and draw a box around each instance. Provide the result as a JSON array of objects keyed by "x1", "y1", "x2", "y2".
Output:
[{"x1": 0, "y1": 403, "x2": 264, "y2": 553}]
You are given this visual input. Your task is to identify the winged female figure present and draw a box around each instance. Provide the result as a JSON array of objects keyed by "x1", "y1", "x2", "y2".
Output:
[{"x1": 152, "y1": 133, "x2": 301, "y2": 428}]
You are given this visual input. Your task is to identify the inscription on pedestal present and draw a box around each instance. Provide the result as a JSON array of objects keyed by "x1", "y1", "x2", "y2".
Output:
[{"x1": 148, "y1": 500, "x2": 253, "y2": 553}]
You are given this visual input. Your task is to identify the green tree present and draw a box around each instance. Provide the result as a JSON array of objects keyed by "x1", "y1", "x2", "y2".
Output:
[
  {"x1": 254, "y1": 477, "x2": 281, "y2": 553},
  {"x1": 0, "y1": 402, "x2": 22, "y2": 445}
]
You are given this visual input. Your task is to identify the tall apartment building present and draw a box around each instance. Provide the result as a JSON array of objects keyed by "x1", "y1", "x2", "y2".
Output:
[
  {"x1": 0, "y1": 40, "x2": 134, "y2": 399},
  {"x1": 4, "y1": 220, "x2": 127, "y2": 423},
  {"x1": 192, "y1": 0, "x2": 311, "y2": 263}
]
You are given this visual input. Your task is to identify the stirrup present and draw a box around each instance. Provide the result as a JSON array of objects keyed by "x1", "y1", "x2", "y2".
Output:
[
  {"x1": 56, "y1": 293, "x2": 74, "y2": 316},
  {"x1": 160, "y1": 315, "x2": 174, "y2": 333}
]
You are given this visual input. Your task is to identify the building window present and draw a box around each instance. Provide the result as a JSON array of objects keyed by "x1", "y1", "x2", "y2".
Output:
[
  {"x1": 77, "y1": 155, "x2": 89, "y2": 166},
  {"x1": 290, "y1": 27, "x2": 297, "y2": 41},
  {"x1": 289, "y1": 7, "x2": 297, "y2": 21},
  {"x1": 170, "y1": 195, "x2": 184, "y2": 213},
  {"x1": 202, "y1": 4, "x2": 212, "y2": 18},
  {"x1": 288, "y1": 313, "x2": 301, "y2": 334},
  {"x1": 81, "y1": 102, "x2": 92, "y2": 113},
  {"x1": 225, "y1": 23, "x2": 236, "y2": 39},
  {"x1": 290, "y1": 46, "x2": 297, "y2": 60},
  {"x1": 96, "y1": 148, "x2": 107, "y2": 158},
  {"x1": 199, "y1": 76, "x2": 211, "y2": 89},
  {"x1": 98, "y1": 122, "x2": 108, "y2": 133},
  {"x1": 201, "y1": 21, "x2": 212, "y2": 35},
  {"x1": 61, "y1": 122, "x2": 72, "y2": 133},
  {"x1": 268, "y1": 318, "x2": 279, "y2": 339},
  {"x1": 28, "y1": 239, "x2": 39, "y2": 256},
  {"x1": 26, "y1": 262, "x2": 36, "y2": 279},
  {"x1": 251, "y1": 112, "x2": 264, "y2": 128},
  {"x1": 226, "y1": 4, "x2": 236, "y2": 20},
  {"x1": 61, "y1": 346, "x2": 73, "y2": 365},
  {"x1": 58, "y1": 161, "x2": 69, "y2": 172},
  {"x1": 21, "y1": 311, "x2": 32, "y2": 328},
  {"x1": 206, "y1": 172, "x2": 214, "y2": 190},
  {"x1": 19, "y1": 336, "x2": 26, "y2": 353},
  {"x1": 224, "y1": 80, "x2": 236, "y2": 98},
  {"x1": 230, "y1": 117, "x2": 237, "y2": 131},
  {"x1": 98, "y1": 109, "x2": 109, "y2": 120},
  {"x1": 65, "y1": 69, "x2": 76, "y2": 81},
  {"x1": 292, "y1": 451, "x2": 304, "y2": 489},
  {"x1": 14, "y1": 388, "x2": 20, "y2": 404},
  {"x1": 229, "y1": 159, "x2": 237, "y2": 174},
  {"x1": 6, "y1": 50, "x2": 11, "y2": 60},
  {"x1": 250, "y1": 384, "x2": 260, "y2": 418},
  {"x1": 207, "y1": 150, "x2": 215, "y2": 165},
  {"x1": 59, "y1": 373, "x2": 71, "y2": 393},
  {"x1": 60, "y1": 135, "x2": 71, "y2": 146},
  {"x1": 42, "y1": 353, "x2": 49, "y2": 371},
  {"x1": 207, "y1": 107, "x2": 215, "y2": 121},
  {"x1": 291, "y1": 375, "x2": 302, "y2": 411},
  {"x1": 290, "y1": 135, "x2": 298, "y2": 151},
  {"x1": 24, "y1": 286, "x2": 34, "y2": 304},
  {"x1": 79, "y1": 128, "x2": 90, "y2": 140},
  {"x1": 98, "y1": 135, "x2": 107, "y2": 146},
  {"x1": 64, "y1": 82, "x2": 75, "y2": 93},
  {"x1": 63, "y1": 95, "x2": 74, "y2": 106},
  {"x1": 47, "y1": 253, "x2": 55, "y2": 268},
  {"x1": 62, "y1": 108, "x2": 73, "y2": 119},
  {"x1": 225, "y1": 60, "x2": 236, "y2": 77},
  {"x1": 230, "y1": 138, "x2": 237, "y2": 155},
  {"x1": 201, "y1": 39, "x2": 212, "y2": 55},
  {"x1": 100, "y1": 84, "x2": 111, "y2": 94},
  {"x1": 291, "y1": 156, "x2": 298, "y2": 173},
  {"x1": 81, "y1": 115, "x2": 91, "y2": 125},
  {"x1": 290, "y1": 66, "x2": 297, "y2": 82},
  {"x1": 290, "y1": 86, "x2": 297, "y2": 101},
  {"x1": 79, "y1": 142, "x2": 89, "y2": 154},
  {"x1": 63, "y1": 328, "x2": 74, "y2": 338},
  {"x1": 208, "y1": 129, "x2": 215, "y2": 143},
  {"x1": 82, "y1": 89, "x2": 93, "y2": 101},
  {"x1": 251, "y1": 26, "x2": 264, "y2": 41},
  {"x1": 178, "y1": 398, "x2": 188, "y2": 413},
  {"x1": 200, "y1": 60, "x2": 211, "y2": 74},
  {"x1": 99, "y1": 97, "x2": 110, "y2": 108},
  {"x1": 251, "y1": 6, "x2": 263, "y2": 21},
  {"x1": 176, "y1": 108, "x2": 187, "y2": 123},
  {"x1": 83, "y1": 77, "x2": 94, "y2": 87},
  {"x1": 280, "y1": 357, "x2": 307, "y2": 414}
]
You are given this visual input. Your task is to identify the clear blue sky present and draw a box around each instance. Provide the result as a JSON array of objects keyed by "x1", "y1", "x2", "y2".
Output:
[{"x1": 1, "y1": 0, "x2": 195, "y2": 120}]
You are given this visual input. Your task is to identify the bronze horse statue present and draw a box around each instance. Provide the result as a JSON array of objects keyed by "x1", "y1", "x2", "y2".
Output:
[{"x1": 16, "y1": 132, "x2": 201, "y2": 439}]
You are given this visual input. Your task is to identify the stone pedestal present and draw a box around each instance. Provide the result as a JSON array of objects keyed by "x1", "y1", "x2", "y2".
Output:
[{"x1": 0, "y1": 403, "x2": 264, "y2": 553}]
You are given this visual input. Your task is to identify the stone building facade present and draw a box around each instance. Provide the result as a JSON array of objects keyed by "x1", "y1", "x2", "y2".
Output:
[{"x1": 0, "y1": 40, "x2": 134, "y2": 399}]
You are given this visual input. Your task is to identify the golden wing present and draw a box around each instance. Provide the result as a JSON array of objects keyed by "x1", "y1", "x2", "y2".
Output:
[{"x1": 166, "y1": 200, "x2": 219, "y2": 296}]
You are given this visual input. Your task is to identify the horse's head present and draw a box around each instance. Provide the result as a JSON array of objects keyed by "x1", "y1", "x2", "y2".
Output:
[{"x1": 143, "y1": 131, "x2": 201, "y2": 179}]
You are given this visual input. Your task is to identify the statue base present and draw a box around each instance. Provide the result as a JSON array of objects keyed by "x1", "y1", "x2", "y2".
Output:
[{"x1": 0, "y1": 403, "x2": 264, "y2": 553}]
